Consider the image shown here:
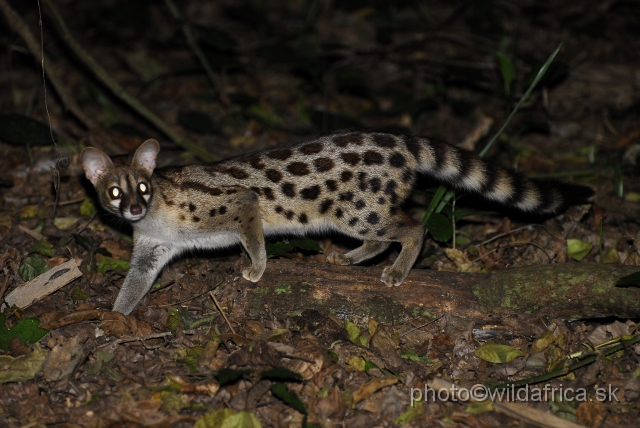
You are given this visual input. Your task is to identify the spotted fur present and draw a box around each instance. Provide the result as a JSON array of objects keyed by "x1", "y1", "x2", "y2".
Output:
[{"x1": 81, "y1": 131, "x2": 592, "y2": 314}]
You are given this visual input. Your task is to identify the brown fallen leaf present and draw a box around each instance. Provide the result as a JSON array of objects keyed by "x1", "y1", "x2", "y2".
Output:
[
  {"x1": 353, "y1": 376, "x2": 399, "y2": 404},
  {"x1": 42, "y1": 336, "x2": 85, "y2": 383}
]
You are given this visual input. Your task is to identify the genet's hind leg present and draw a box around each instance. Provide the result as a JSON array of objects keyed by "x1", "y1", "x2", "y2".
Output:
[
  {"x1": 327, "y1": 241, "x2": 391, "y2": 265},
  {"x1": 380, "y1": 215, "x2": 424, "y2": 287}
]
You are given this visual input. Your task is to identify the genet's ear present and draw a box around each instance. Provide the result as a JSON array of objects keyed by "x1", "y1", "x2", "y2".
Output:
[
  {"x1": 132, "y1": 139, "x2": 160, "y2": 175},
  {"x1": 81, "y1": 147, "x2": 113, "y2": 185}
]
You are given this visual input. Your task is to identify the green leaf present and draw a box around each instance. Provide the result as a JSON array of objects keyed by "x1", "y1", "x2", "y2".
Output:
[
  {"x1": 193, "y1": 409, "x2": 235, "y2": 428},
  {"x1": 93, "y1": 247, "x2": 112, "y2": 257},
  {"x1": 247, "y1": 105, "x2": 282, "y2": 128},
  {"x1": 266, "y1": 238, "x2": 321, "y2": 258},
  {"x1": 395, "y1": 400, "x2": 423, "y2": 425},
  {"x1": 72, "y1": 233, "x2": 92, "y2": 252},
  {"x1": 401, "y1": 350, "x2": 433, "y2": 363},
  {"x1": 97, "y1": 258, "x2": 131, "y2": 275},
  {"x1": 18, "y1": 254, "x2": 50, "y2": 281},
  {"x1": 475, "y1": 343, "x2": 524, "y2": 364},
  {"x1": 288, "y1": 238, "x2": 321, "y2": 252},
  {"x1": 178, "y1": 356, "x2": 200, "y2": 373},
  {"x1": 29, "y1": 238, "x2": 54, "y2": 257},
  {"x1": 496, "y1": 52, "x2": 516, "y2": 96},
  {"x1": 344, "y1": 320, "x2": 362, "y2": 344},
  {"x1": 270, "y1": 382, "x2": 307, "y2": 415},
  {"x1": 0, "y1": 343, "x2": 47, "y2": 384},
  {"x1": 166, "y1": 308, "x2": 181, "y2": 332},
  {"x1": 0, "y1": 314, "x2": 49, "y2": 351},
  {"x1": 259, "y1": 367, "x2": 303, "y2": 382},
  {"x1": 79, "y1": 198, "x2": 97, "y2": 217},
  {"x1": 615, "y1": 270, "x2": 640, "y2": 288},
  {"x1": 566, "y1": 239, "x2": 593, "y2": 261},
  {"x1": 466, "y1": 400, "x2": 494, "y2": 414},
  {"x1": 479, "y1": 44, "x2": 562, "y2": 158},
  {"x1": 71, "y1": 285, "x2": 89, "y2": 301},
  {"x1": 214, "y1": 368, "x2": 251, "y2": 386},
  {"x1": 426, "y1": 212, "x2": 453, "y2": 242},
  {"x1": 364, "y1": 359, "x2": 379, "y2": 375}
]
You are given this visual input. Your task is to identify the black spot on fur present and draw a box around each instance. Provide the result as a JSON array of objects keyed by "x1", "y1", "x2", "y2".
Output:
[
  {"x1": 227, "y1": 167, "x2": 249, "y2": 179},
  {"x1": 341, "y1": 152, "x2": 361, "y2": 166},
  {"x1": 376, "y1": 228, "x2": 387, "y2": 237},
  {"x1": 339, "y1": 192, "x2": 354, "y2": 201},
  {"x1": 325, "y1": 180, "x2": 338, "y2": 192},
  {"x1": 389, "y1": 152, "x2": 406, "y2": 168},
  {"x1": 358, "y1": 172, "x2": 368, "y2": 191},
  {"x1": 262, "y1": 187, "x2": 275, "y2": 200},
  {"x1": 366, "y1": 212, "x2": 380, "y2": 224},
  {"x1": 180, "y1": 182, "x2": 223, "y2": 196},
  {"x1": 385, "y1": 180, "x2": 397, "y2": 195},
  {"x1": 359, "y1": 228, "x2": 369, "y2": 235},
  {"x1": 275, "y1": 206, "x2": 283, "y2": 213},
  {"x1": 226, "y1": 189, "x2": 238, "y2": 194},
  {"x1": 430, "y1": 140, "x2": 450, "y2": 172},
  {"x1": 265, "y1": 169, "x2": 283, "y2": 183},
  {"x1": 319, "y1": 199, "x2": 334, "y2": 213},
  {"x1": 234, "y1": 216, "x2": 239, "y2": 221},
  {"x1": 355, "y1": 200, "x2": 366, "y2": 209},
  {"x1": 334, "y1": 133, "x2": 363, "y2": 147},
  {"x1": 287, "y1": 162, "x2": 311, "y2": 176},
  {"x1": 298, "y1": 213, "x2": 309, "y2": 224},
  {"x1": 378, "y1": 197, "x2": 386, "y2": 204},
  {"x1": 250, "y1": 186, "x2": 262, "y2": 196},
  {"x1": 267, "y1": 148, "x2": 293, "y2": 160},
  {"x1": 193, "y1": 216, "x2": 200, "y2": 222},
  {"x1": 403, "y1": 135, "x2": 422, "y2": 161},
  {"x1": 363, "y1": 150, "x2": 383, "y2": 165},
  {"x1": 335, "y1": 208, "x2": 344, "y2": 218},
  {"x1": 373, "y1": 133, "x2": 397, "y2": 148},
  {"x1": 281, "y1": 182, "x2": 296, "y2": 197},
  {"x1": 314, "y1": 157, "x2": 335, "y2": 172},
  {"x1": 285, "y1": 210, "x2": 294, "y2": 220},
  {"x1": 243, "y1": 156, "x2": 265, "y2": 170},
  {"x1": 219, "y1": 206, "x2": 227, "y2": 214},
  {"x1": 340, "y1": 170, "x2": 353, "y2": 182},
  {"x1": 389, "y1": 206, "x2": 398, "y2": 215},
  {"x1": 209, "y1": 209, "x2": 216, "y2": 216},
  {"x1": 301, "y1": 185, "x2": 321, "y2": 200},
  {"x1": 348, "y1": 217, "x2": 359, "y2": 226},
  {"x1": 188, "y1": 203, "x2": 196, "y2": 212},
  {"x1": 300, "y1": 142, "x2": 324, "y2": 155},
  {"x1": 401, "y1": 169, "x2": 414, "y2": 183},
  {"x1": 370, "y1": 177, "x2": 381, "y2": 193}
]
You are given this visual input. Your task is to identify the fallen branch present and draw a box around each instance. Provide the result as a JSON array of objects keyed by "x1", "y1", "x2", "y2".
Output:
[{"x1": 239, "y1": 261, "x2": 640, "y2": 332}]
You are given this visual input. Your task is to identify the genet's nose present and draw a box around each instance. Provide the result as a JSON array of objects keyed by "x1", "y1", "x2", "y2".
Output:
[{"x1": 130, "y1": 205, "x2": 142, "y2": 215}]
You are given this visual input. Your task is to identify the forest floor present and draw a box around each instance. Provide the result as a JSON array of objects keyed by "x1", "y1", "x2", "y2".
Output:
[{"x1": 0, "y1": 0, "x2": 639, "y2": 426}]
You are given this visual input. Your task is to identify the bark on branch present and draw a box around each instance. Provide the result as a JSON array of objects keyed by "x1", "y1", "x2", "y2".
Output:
[{"x1": 240, "y1": 261, "x2": 640, "y2": 331}]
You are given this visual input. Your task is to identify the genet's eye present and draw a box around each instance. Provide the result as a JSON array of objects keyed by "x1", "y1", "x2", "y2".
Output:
[
  {"x1": 138, "y1": 182, "x2": 149, "y2": 194},
  {"x1": 109, "y1": 187, "x2": 122, "y2": 199}
]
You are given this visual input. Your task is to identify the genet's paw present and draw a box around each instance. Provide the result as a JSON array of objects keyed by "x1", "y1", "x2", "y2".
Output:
[
  {"x1": 326, "y1": 252, "x2": 352, "y2": 266},
  {"x1": 380, "y1": 266, "x2": 406, "y2": 287},
  {"x1": 242, "y1": 265, "x2": 264, "y2": 282}
]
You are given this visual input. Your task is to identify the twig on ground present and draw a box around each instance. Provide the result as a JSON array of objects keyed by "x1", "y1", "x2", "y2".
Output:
[{"x1": 209, "y1": 290, "x2": 236, "y2": 335}]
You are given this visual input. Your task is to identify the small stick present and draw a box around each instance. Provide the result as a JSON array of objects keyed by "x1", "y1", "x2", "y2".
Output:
[
  {"x1": 400, "y1": 314, "x2": 444, "y2": 337},
  {"x1": 209, "y1": 291, "x2": 236, "y2": 335}
]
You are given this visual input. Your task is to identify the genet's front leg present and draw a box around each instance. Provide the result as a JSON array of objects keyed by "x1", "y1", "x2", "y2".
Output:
[{"x1": 112, "y1": 236, "x2": 177, "y2": 315}]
